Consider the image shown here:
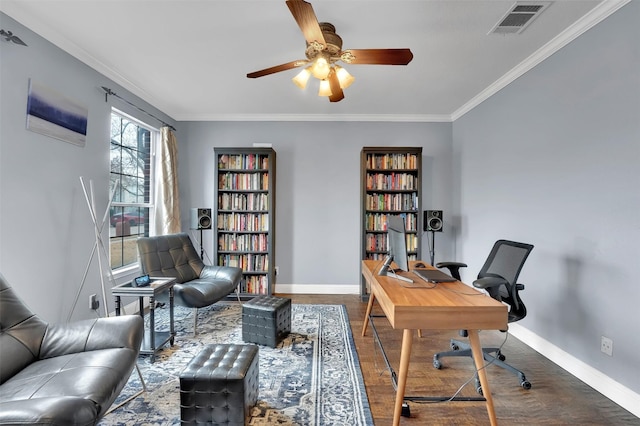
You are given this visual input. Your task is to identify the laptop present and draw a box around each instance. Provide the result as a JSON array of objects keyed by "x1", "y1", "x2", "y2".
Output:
[{"x1": 412, "y1": 268, "x2": 457, "y2": 283}]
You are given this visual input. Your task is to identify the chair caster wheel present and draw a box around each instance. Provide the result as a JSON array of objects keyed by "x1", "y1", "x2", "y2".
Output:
[
  {"x1": 521, "y1": 381, "x2": 532, "y2": 390},
  {"x1": 433, "y1": 358, "x2": 442, "y2": 369},
  {"x1": 450, "y1": 342, "x2": 459, "y2": 350},
  {"x1": 476, "y1": 386, "x2": 483, "y2": 396},
  {"x1": 401, "y1": 403, "x2": 411, "y2": 417}
]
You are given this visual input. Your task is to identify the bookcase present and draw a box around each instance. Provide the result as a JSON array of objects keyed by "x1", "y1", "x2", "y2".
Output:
[
  {"x1": 214, "y1": 147, "x2": 276, "y2": 298},
  {"x1": 360, "y1": 147, "x2": 422, "y2": 297}
]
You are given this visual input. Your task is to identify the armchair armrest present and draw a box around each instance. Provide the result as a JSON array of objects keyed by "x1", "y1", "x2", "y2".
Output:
[
  {"x1": 435, "y1": 261, "x2": 468, "y2": 281},
  {"x1": 200, "y1": 265, "x2": 243, "y2": 284},
  {"x1": 40, "y1": 315, "x2": 143, "y2": 359}
]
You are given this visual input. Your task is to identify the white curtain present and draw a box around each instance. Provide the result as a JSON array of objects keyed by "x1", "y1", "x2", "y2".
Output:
[{"x1": 154, "y1": 126, "x2": 181, "y2": 235}]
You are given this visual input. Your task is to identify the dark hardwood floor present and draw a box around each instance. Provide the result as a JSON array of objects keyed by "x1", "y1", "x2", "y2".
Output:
[{"x1": 280, "y1": 293, "x2": 638, "y2": 425}]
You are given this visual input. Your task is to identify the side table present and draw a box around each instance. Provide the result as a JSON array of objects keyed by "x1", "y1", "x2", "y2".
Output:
[{"x1": 113, "y1": 277, "x2": 176, "y2": 363}]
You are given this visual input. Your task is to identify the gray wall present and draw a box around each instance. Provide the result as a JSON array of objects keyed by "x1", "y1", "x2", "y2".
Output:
[
  {"x1": 177, "y1": 121, "x2": 453, "y2": 289},
  {"x1": 0, "y1": 13, "x2": 175, "y2": 322},
  {"x1": 453, "y1": 1, "x2": 639, "y2": 394}
]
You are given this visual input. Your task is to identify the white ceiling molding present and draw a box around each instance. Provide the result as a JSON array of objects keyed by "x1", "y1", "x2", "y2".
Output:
[
  {"x1": 452, "y1": 0, "x2": 631, "y2": 122},
  {"x1": 178, "y1": 113, "x2": 453, "y2": 123}
]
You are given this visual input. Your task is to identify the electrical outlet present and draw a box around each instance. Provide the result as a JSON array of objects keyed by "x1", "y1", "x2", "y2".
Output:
[
  {"x1": 89, "y1": 294, "x2": 99, "y2": 311},
  {"x1": 601, "y1": 336, "x2": 613, "y2": 356},
  {"x1": 275, "y1": 266, "x2": 280, "y2": 276}
]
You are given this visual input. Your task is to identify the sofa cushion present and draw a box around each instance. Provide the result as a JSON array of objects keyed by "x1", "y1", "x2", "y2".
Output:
[
  {"x1": 0, "y1": 397, "x2": 99, "y2": 426},
  {"x1": 173, "y1": 278, "x2": 239, "y2": 308},
  {"x1": 0, "y1": 347, "x2": 138, "y2": 419},
  {"x1": 0, "y1": 279, "x2": 47, "y2": 384}
]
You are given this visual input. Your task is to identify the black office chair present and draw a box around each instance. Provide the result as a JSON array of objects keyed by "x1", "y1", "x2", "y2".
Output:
[{"x1": 433, "y1": 239, "x2": 534, "y2": 393}]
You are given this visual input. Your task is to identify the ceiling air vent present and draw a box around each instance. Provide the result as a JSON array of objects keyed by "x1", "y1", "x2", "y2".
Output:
[{"x1": 489, "y1": 2, "x2": 551, "y2": 35}]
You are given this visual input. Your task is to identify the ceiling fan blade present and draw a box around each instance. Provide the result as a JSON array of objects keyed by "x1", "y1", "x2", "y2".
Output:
[
  {"x1": 343, "y1": 49, "x2": 414, "y2": 65},
  {"x1": 328, "y1": 69, "x2": 344, "y2": 103},
  {"x1": 247, "y1": 60, "x2": 305, "y2": 78},
  {"x1": 286, "y1": 0, "x2": 326, "y2": 47}
]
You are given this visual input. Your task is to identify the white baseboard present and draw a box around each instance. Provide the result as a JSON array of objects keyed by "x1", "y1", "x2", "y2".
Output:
[
  {"x1": 509, "y1": 323, "x2": 640, "y2": 418},
  {"x1": 274, "y1": 284, "x2": 360, "y2": 295}
]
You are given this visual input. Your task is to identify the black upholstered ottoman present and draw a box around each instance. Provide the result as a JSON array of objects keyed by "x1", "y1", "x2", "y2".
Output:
[
  {"x1": 242, "y1": 295, "x2": 291, "y2": 348},
  {"x1": 179, "y1": 344, "x2": 259, "y2": 425}
]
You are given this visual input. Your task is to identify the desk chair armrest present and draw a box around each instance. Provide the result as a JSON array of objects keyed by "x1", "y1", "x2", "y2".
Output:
[
  {"x1": 472, "y1": 276, "x2": 508, "y2": 290},
  {"x1": 435, "y1": 261, "x2": 467, "y2": 281}
]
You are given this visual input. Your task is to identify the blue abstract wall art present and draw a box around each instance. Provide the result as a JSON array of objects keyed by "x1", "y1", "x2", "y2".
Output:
[{"x1": 26, "y1": 79, "x2": 88, "y2": 147}]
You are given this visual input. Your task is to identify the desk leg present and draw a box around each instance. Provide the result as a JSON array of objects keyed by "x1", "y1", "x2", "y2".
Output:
[
  {"x1": 169, "y1": 287, "x2": 175, "y2": 345},
  {"x1": 361, "y1": 293, "x2": 376, "y2": 337},
  {"x1": 149, "y1": 295, "x2": 156, "y2": 363},
  {"x1": 393, "y1": 329, "x2": 413, "y2": 426},
  {"x1": 468, "y1": 330, "x2": 498, "y2": 426}
]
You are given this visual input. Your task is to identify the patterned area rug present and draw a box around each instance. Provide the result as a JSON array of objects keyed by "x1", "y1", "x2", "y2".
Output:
[{"x1": 100, "y1": 302, "x2": 373, "y2": 425}]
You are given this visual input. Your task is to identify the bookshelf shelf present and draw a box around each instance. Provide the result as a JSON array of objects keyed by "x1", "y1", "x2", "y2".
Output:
[
  {"x1": 360, "y1": 147, "x2": 422, "y2": 298},
  {"x1": 214, "y1": 148, "x2": 276, "y2": 298}
]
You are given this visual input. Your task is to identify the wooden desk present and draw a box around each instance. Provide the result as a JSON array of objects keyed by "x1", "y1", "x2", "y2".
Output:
[{"x1": 361, "y1": 260, "x2": 508, "y2": 426}]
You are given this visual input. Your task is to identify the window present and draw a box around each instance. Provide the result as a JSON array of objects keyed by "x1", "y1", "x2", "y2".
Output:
[{"x1": 109, "y1": 110, "x2": 155, "y2": 270}]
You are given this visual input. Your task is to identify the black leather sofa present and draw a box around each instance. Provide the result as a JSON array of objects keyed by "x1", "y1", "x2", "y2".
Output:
[{"x1": 0, "y1": 273, "x2": 143, "y2": 425}]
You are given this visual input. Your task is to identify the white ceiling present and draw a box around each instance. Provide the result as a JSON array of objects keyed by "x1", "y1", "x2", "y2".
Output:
[{"x1": 1, "y1": 0, "x2": 625, "y2": 122}]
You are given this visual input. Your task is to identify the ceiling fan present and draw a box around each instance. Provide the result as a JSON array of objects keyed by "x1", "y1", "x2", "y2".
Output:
[{"x1": 247, "y1": 0, "x2": 413, "y2": 102}]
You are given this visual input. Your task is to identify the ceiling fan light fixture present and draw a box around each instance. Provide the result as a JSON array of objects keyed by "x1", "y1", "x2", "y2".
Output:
[
  {"x1": 311, "y1": 56, "x2": 331, "y2": 80},
  {"x1": 334, "y1": 65, "x2": 354, "y2": 89},
  {"x1": 318, "y1": 79, "x2": 332, "y2": 97},
  {"x1": 292, "y1": 67, "x2": 312, "y2": 89},
  {"x1": 247, "y1": 1, "x2": 413, "y2": 103}
]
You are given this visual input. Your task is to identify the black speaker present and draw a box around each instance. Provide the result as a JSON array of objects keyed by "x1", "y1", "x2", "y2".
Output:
[
  {"x1": 190, "y1": 208, "x2": 212, "y2": 230},
  {"x1": 424, "y1": 210, "x2": 443, "y2": 232}
]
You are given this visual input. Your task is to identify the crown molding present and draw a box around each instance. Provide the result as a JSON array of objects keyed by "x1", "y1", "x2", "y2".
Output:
[
  {"x1": 176, "y1": 113, "x2": 452, "y2": 123},
  {"x1": 451, "y1": 0, "x2": 631, "y2": 121}
]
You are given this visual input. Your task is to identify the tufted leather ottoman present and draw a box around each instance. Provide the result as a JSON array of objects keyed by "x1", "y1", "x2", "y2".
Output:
[
  {"x1": 179, "y1": 344, "x2": 259, "y2": 425},
  {"x1": 242, "y1": 295, "x2": 291, "y2": 348}
]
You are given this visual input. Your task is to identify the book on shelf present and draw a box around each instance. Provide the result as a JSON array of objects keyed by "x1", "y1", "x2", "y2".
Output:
[
  {"x1": 218, "y1": 253, "x2": 269, "y2": 272},
  {"x1": 365, "y1": 153, "x2": 419, "y2": 170},
  {"x1": 219, "y1": 153, "x2": 270, "y2": 170},
  {"x1": 364, "y1": 212, "x2": 417, "y2": 232},
  {"x1": 218, "y1": 172, "x2": 269, "y2": 191},
  {"x1": 217, "y1": 213, "x2": 269, "y2": 232},
  {"x1": 219, "y1": 192, "x2": 269, "y2": 211}
]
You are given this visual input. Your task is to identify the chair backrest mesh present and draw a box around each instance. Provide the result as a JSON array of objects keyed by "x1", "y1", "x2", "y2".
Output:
[{"x1": 478, "y1": 240, "x2": 534, "y2": 299}]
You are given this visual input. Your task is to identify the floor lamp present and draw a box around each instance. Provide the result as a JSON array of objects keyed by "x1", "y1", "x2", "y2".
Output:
[
  {"x1": 71, "y1": 177, "x2": 148, "y2": 410},
  {"x1": 67, "y1": 177, "x2": 117, "y2": 321}
]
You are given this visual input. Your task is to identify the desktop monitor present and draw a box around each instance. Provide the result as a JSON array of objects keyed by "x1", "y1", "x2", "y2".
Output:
[{"x1": 378, "y1": 215, "x2": 413, "y2": 283}]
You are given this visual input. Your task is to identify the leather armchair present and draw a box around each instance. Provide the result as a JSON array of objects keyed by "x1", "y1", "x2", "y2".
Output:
[
  {"x1": 137, "y1": 233, "x2": 242, "y2": 333},
  {"x1": 0, "y1": 273, "x2": 144, "y2": 425}
]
